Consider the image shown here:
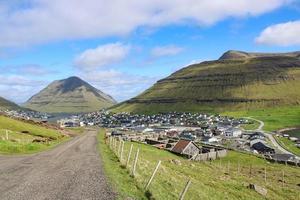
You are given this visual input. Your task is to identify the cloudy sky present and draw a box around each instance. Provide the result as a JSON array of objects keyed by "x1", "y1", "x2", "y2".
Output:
[{"x1": 0, "y1": 0, "x2": 299, "y2": 103}]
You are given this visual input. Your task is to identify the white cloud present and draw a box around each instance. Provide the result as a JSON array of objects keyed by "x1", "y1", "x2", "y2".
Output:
[
  {"x1": 3, "y1": 64, "x2": 56, "y2": 76},
  {"x1": 151, "y1": 45, "x2": 184, "y2": 57},
  {"x1": 0, "y1": 0, "x2": 290, "y2": 47},
  {"x1": 80, "y1": 69, "x2": 159, "y2": 101},
  {"x1": 74, "y1": 43, "x2": 130, "y2": 70},
  {"x1": 0, "y1": 75, "x2": 47, "y2": 103},
  {"x1": 255, "y1": 20, "x2": 300, "y2": 46}
]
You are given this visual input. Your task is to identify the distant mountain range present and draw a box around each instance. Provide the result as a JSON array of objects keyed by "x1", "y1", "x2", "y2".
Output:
[
  {"x1": 112, "y1": 50, "x2": 300, "y2": 113},
  {"x1": 24, "y1": 76, "x2": 116, "y2": 113}
]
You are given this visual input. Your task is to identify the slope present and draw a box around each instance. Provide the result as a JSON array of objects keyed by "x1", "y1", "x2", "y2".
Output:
[
  {"x1": 24, "y1": 76, "x2": 116, "y2": 113},
  {"x1": 112, "y1": 50, "x2": 300, "y2": 114},
  {"x1": 0, "y1": 96, "x2": 21, "y2": 110}
]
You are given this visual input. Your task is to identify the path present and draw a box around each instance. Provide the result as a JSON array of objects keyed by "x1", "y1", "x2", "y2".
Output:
[
  {"x1": 0, "y1": 129, "x2": 115, "y2": 200},
  {"x1": 244, "y1": 117, "x2": 299, "y2": 158}
]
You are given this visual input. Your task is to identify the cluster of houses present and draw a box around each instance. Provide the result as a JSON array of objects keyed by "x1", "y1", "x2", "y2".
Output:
[
  {"x1": 77, "y1": 111, "x2": 247, "y2": 128},
  {"x1": 108, "y1": 128, "x2": 227, "y2": 161},
  {"x1": 3, "y1": 109, "x2": 51, "y2": 121},
  {"x1": 57, "y1": 110, "x2": 299, "y2": 164}
]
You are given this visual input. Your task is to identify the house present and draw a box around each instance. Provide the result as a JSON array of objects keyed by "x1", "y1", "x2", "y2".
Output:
[
  {"x1": 224, "y1": 128, "x2": 242, "y2": 137},
  {"x1": 203, "y1": 136, "x2": 219, "y2": 143},
  {"x1": 171, "y1": 139, "x2": 201, "y2": 157},
  {"x1": 251, "y1": 139, "x2": 275, "y2": 154},
  {"x1": 249, "y1": 132, "x2": 265, "y2": 140}
]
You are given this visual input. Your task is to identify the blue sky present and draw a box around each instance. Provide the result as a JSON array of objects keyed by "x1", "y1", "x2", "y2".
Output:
[{"x1": 0, "y1": 0, "x2": 299, "y2": 103}]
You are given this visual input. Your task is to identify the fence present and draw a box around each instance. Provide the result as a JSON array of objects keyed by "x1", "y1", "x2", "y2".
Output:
[{"x1": 105, "y1": 135, "x2": 299, "y2": 199}]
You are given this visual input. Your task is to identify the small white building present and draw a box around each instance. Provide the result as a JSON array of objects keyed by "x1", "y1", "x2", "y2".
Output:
[{"x1": 224, "y1": 128, "x2": 242, "y2": 137}]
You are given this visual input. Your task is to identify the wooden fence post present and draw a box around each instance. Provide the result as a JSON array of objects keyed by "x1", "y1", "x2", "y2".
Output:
[
  {"x1": 6, "y1": 130, "x2": 8, "y2": 140},
  {"x1": 249, "y1": 164, "x2": 252, "y2": 178},
  {"x1": 179, "y1": 179, "x2": 192, "y2": 200},
  {"x1": 126, "y1": 144, "x2": 133, "y2": 167},
  {"x1": 118, "y1": 139, "x2": 122, "y2": 157},
  {"x1": 120, "y1": 141, "x2": 125, "y2": 163},
  {"x1": 109, "y1": 137, "x2": 112, "y2": 148},
  {"x1": 131, "y1": 148, "x2": 140, "y2": 177},
  {"x1": 237, "y1": 161, "x2": 240, "y2": 175},
  {"x1": 145, "y1": 160, "x2": 161, "y2": 190}
]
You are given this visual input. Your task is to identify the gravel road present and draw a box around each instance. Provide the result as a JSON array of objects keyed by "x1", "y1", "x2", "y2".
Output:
[{"x1": 0, "y1": 129, "x2": 116, "y2": 200}]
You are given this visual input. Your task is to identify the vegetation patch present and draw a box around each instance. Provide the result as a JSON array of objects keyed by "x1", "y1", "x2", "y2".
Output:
[
  {"x1": 99, "y1": 129, "x2": 299, "y2": 200},
  {"x1": 274, "y1": 136, "x2": 300, "y2": 156},
  {"x1": 97, "y1": 129, "x2": 147, "y2": 200},
  {"x1": 223, "y1": 106, "x2": 300, "y2": 131},
  {"x1": 0, "y1": 115, "x2": 68, "y2": 154}
]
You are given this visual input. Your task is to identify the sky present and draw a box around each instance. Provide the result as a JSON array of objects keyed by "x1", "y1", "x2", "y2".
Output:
[{"x1": 0, "y1": 0, "x2": 299, "y2": 104}]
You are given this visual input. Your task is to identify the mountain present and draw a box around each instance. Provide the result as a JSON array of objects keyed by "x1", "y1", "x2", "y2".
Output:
[
  {"x1": 24, "y1": 76, "x2": 116, "y2": 113},
  {"x1": 112, "y1": 50, "x2": 300, "y2": 114},
  {"x1": 0, "y1": 96, "x2": 20, "y2": 110}
]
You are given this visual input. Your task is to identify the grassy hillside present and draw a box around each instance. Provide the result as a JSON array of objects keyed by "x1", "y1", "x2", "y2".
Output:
[
  {"x1": 0, "y1": 115, "x2": 67, "y2": 154},
  {"x1": 0, "y1": 96, "x2": 20, "y2": 110},
  {"x1": 112, "y1": 53, "x2": 300, "y2": 114},
  {"x1": 98, "y1": 129, "x2": 299, "y2": 200},
  {"x1": 223, "y1": 106, "x2": 300, "y2": 131}
]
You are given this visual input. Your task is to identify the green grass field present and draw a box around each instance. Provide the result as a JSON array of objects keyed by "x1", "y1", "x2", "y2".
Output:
[
  {"x1": 223, "y1": 106, "x2": 300, "y2": 132},
  {"x1": 274, "y1": 136, "x2": 300, "y2": 156},
  {"x1": 98, "y1": 129, "x2": 300, "y2": 200},
  {"x1": 0, "y1": 115, "x2": 68, "y2": 154}
]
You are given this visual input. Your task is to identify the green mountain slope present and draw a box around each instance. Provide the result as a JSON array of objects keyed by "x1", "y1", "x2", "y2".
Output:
[
  {"x1": 24, "y1": 76, "x2": 116, "y2": 113},
  {"x1": 0, "y1": 96, "x2": 20, "y2": 110},
  {"x1": 112, "y1": 50, "x2": 300, "y2": 114}
]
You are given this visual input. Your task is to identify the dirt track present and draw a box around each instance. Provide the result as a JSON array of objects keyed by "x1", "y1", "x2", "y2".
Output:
[{"x1": 0, "y1": 129, "x2": 115, "y2": 200}]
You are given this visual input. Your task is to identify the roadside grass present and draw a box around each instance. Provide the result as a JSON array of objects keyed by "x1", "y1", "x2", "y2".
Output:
[
  {"x1": 274, "y1": 136, "x2": 300, "y2": 156},
  {"x1": 0, "y1": 116, "x2": 68, "y2": 154},
  {"x1": 97, "y1": 129, "x2": 147, "y2": 200},
  {"x1": 98, "y1": 130, "x2": 300, "y2": 200},
  {"x1": 223, "y1": 106, "x2": 300, "y2": 132}
]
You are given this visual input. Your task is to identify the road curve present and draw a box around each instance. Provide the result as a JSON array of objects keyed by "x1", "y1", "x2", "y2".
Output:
[
  {"x1": 244, "y1": 117, "x2": 299, "y2": 157},
  {"x1": 0, "y1": 129, "x2": 116, "y2": 200}
]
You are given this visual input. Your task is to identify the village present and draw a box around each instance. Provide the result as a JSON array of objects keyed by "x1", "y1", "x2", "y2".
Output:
[{"x1": 58, "y1": 111, "x2": 300, "y2": 165}]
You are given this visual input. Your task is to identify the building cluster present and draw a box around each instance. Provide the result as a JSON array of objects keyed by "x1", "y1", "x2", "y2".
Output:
[
  {"x1": 107, "y1": 127, "x2": 227, "y2": 161},
  {"x1": 2, "y1": 109, "x2": 51, "y2": 121},
  {"x1": 58, "y1": 111, "x2": 298, "y2": 163}
]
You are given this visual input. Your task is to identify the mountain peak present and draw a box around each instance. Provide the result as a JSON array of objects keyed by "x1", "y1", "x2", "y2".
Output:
[
  {"x1": 24, "y1": 76, "x2": 116, "y2": 113},
  {"x1": 219, "y1": 50, "x2": 249, "y2": 60},
  {"x1": 219, "y1": 50, "x2": 300, "y2": 60},
  {"x1": 58, "y1": 76, "x2": 89, "y2": 93}
]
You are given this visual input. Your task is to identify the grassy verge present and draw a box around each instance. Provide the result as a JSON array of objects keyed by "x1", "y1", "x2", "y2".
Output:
[
  {"x1": 0, "y1": 115, "x2": 68, "y2": 154},
  {"x1": 223, "y1": 106, "x2": 300, "y2": 131},
  {"x1": 97, "y1": 129, "x2": 147, "y2": 199},
  {"x1": 98, "y1": 130, "x2": 299, "y2": 200},
  {"x1": 274, "y1": 136, "x2": 300, "y2": 156}
]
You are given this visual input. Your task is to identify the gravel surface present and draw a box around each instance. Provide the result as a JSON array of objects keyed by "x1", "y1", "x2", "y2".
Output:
[{"x1": 0, "y1": 129, "x2": 116, "y2": 200}]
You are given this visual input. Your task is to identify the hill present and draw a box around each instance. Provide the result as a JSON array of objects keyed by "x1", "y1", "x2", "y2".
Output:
[
  {"x1": 0, "y1": 96, "x2": 21, "y2": 110},
  {"x1": 112, "y1": 50, "x2": 300, "y2": 114},
  {"x1": 24, "y1": 76, "x2": 117, "y2": 113},
  {"x1": 98, "y1": 129, "x2": 299, "y2": 200},
  {"x1": 0, "y1": 115, "x2": 66, "y2": 154}
]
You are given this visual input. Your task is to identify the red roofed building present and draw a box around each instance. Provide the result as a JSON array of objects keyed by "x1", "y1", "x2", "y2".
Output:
[{"x1": 171, "y1": 139, "x2": 201, "y2": 157}]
